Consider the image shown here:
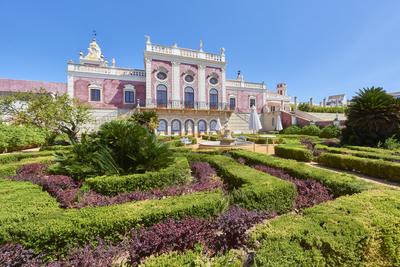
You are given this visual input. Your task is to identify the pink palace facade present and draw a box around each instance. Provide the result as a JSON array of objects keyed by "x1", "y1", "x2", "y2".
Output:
[
  {"x1": 0, "y1": 36, "x2": 292, "y2": 134},
  {"x1": 66, "y1": 36, "x2": 291, "y2": 134}
]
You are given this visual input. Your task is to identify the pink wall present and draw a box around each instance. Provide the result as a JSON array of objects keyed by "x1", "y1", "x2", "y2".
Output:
[
  {"x1": 0, "y1": 78, "x2": 67, "y2": 94},
  {"x1": 226, "y1": 88, "x2": 264, "y2": 113},
  {"x1": 73, "y1": 77, "x2": 145, "y2": 109}
]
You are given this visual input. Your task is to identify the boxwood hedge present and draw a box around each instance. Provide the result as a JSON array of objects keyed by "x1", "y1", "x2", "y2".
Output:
[
  {"x1": 317, "y1": 153, "x2": 400, "y2": 182},
  {"x1": 229, "y1": 150, "x2": 379, "y2": 196},
  {"x1": 250, "y1": 189, "x2": 400, "y2": 267},
  {"x1": 275, "y1": 145, "x2": 313, "y2": 162},
  {"x1": 0, "y1": 178, "x2": 226, "y2": 255},
  {"x1": 316, "y1": 144, "x2": 400, "y2": 162},
  {"x1": 189, "y1": 153, "x2": 296, "y2": 213},
  {"x1": 85, "y1": 157, "x2": 192, "y2": 195}
]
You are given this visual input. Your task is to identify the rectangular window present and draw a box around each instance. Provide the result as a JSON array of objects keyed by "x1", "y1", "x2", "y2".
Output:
[
  {"x1": 229, "y1": 97, "x2": 236, "y2": 110},
  {"x1": 124, "y1": 90, "x2": 135, "y2": 103},
  {"x1": 250, "y1": 98, "x2": 256, "y2": 108},
  {"x1": 90, "y1": 88, "x2": 101, "y2": 102}
]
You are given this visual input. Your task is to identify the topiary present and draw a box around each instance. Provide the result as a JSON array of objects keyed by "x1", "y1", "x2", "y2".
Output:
[
  {"x1": 282, "y1": 125, "x2": 302, "y2": 135},
  {"x1": 300, "y1": 125, "x2": 321, "y2": 136},
  {"x1": 319, "y1": 125, "x2": 341, "y2": 138}
]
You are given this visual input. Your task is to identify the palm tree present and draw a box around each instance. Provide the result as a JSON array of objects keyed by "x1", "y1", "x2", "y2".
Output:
[{"x1": 342, "y1": 87, "x2": 400, "y2": 146}]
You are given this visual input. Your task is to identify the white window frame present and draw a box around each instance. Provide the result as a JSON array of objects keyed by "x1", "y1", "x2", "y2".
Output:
[
  {"x1": 123, "y1": 84, "x2": 136, "y2": 104},
  {"x1": 88, "y1": 83, "x2": 102, "y2": 102}
]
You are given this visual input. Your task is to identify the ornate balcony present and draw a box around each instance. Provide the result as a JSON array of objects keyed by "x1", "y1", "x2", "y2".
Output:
[{"x1": 143, "y1": 99, "x2": 229, "y2": 111}]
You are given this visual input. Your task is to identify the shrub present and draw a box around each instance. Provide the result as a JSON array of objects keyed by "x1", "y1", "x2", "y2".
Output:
[
  {"x1": 250, "y1": 189, "x2": 400, "y2": 266},
  {"x1": 274, "y1": 146, "x2": 313, "y2": 162},
  {"x1": 0, "y1": 186, "x2": 226, "y2": 255},
  {"x1": 0, "y1": 124, "x2": 47, "y2": 153},
  {"x1": 300, "y1": 125, "x2": 321, "y2": 136},
  {"x1": 252, "y1": 165, "x2": 333, "y2": 209},
  {"x1": 282, "y1": 125, "x2": 302, "y2": 135},
  {"x1": 54, "y1": 120, "x2": 173, "y2": 178},
  {"x1": 140, "y1": 247, "x2": 245, "y2": 267},
  {"x1": 229, "y1": 150, "x2": 379, "y2": 196},
  {"x1": 316, "y1": 144, "x2": 400, "y2": 162},
  {"x1": 85, "y1": 157, "x2": 192, "y2": 195},
  {"x1": 317, "y1": 152, "x2": 400, "y2": 182},
  {"x1": 190, "y1": 154, "x2": 296, "y2": 213},
  {"x1": 377, "y1": 135, "x2": 400, "y2": 150},
  {"x1": 319, "y1": 125, "x2": 341, "y2": 138}
]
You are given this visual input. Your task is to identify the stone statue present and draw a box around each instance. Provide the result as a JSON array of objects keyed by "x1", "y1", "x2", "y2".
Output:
[
  {"x1": 145, "y1": 35, "x2": 151, "y2": 44},
  {"x1": 85, "y1": 40, "x2": 102, "y2": 60}
]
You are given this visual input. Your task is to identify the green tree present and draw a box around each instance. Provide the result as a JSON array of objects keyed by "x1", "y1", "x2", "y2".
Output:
[
  {"x1": 342, "y1": 87, "x2": 400, "y2": 146},
  {"x1": 0, "y1": 88, "x2": 91, "y2": 143},
  {"x1": 128, "y1": 110, "x2": 159, "y2": 132}
]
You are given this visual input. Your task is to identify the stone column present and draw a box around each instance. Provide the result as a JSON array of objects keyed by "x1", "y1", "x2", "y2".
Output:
[
  {"x1": 67, "y1": 74, "x2": 74, "y2": 98},
  {"x1": 221, "y1": 66, "x2": 227, "y2": 109},
  {"x1": 172, "y1": 61, "x2": 181, "y2": 108},
  {"x1": 198, "y1": 64, "x2": 206, "y2": 109},
  {"x1": 145, "y1": 57, "x2": 153, "y2": 107},
  {"x1": 167, "y1": 124, "x2": 171, "y2": 136}
]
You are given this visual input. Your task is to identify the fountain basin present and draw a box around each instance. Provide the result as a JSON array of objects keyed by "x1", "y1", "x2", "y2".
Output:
[{"x1": 198, "y1": 140, "x2": 254, "y2": 148}]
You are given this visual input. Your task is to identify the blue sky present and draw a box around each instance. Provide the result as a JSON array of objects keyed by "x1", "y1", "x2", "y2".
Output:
[{"x1": 0, "y1": 0, "x2": 399, "y2": 103}]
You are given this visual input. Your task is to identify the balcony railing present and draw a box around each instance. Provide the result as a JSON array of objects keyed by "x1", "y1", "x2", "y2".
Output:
[
  {"x1": 146, "y1": 44, "x2": 225, "y2": 63},
  {"x1": 67, "y1": 63, "x2": 145, "y2": 78},
  {"x1": 144, "y1": 99, "x2": 229, "y2": 111}
]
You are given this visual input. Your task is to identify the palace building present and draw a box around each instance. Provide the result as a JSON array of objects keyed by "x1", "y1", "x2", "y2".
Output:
[{"x1": 1, "y1": 36, "x2": 293, "y2": 135}]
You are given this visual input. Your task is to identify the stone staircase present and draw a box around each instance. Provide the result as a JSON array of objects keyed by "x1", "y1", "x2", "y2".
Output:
[{"x1": 228, "y1": 112, "x2": 252, "y2": 133}]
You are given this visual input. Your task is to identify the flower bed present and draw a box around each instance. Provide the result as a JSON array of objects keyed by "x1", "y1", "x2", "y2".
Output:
[
  {"x1": 0, "y1": 206, "x2": 273, "y2": 266},
  {"x1": 250, "y1": 189, "x2": 400, "y2": 266},
  {"x1": 9, "y1": 161, "x2": 224, "y2": 209},
  {"x1": 189, "y1": 153, "x2": 297, "y2": 213},
  {"x1": 251, "y1": 164, "x2": 334, "y2": 209},
  {"x1": 229, "y1": 150, "x2": 380, "y2": 196}
]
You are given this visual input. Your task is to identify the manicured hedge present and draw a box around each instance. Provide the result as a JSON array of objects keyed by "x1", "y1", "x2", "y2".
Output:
[
  {"x1": 190, "y1": 153, "x2": 296, "y2": 213},
  {"x1": 229, "y1": 150, "x2": 379, "y2": 196},
  {"x1": 85, "y1": 157, "x2": 192, "y2": 195},
  {"x1": 0, "y1": 155, "x2": 54, "y2": 178},
  {"x1": 250, "y1": 189, "x2": 400, "y2": 266},
  {"x1": 316, "y1": 144, "x2": 400, "y2": 162},
  {"x1": 317, "y1": 153, "x2": 400, "y2": 182},
  {"x1": 201, "y1": 134, "x2": 219, "y2": 141},
  {"x1": 0, "y1": 124, "x2": 47, "y2": 153},
  {"x1": 140, "y1": 247, "x2": 244, "y2": 267},
  {"x1": 0, "y1": 150, "x2": 55, "y2": 165},
  {"x1": 0, "y1": 178, "x2": 226, "y2": 255},
  {"x1": 344, "y1": 145, "x2": 400, "y2": 155},
  {"x1": 275, "y1": 145, "x2": 313, "y2": 162}
]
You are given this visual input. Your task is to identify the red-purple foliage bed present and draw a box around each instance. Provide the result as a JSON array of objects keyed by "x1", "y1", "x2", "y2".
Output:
[{"x1": 9, "y1": 161, "x2": 225, "y2": 208}]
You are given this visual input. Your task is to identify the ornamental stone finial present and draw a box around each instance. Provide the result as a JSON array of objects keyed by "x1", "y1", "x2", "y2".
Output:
[
  {"x1": 112, "y1": 58, "x2": 116, "y2": 67},
  {"x1": 199, "y1": 40, "x2": 203, "y2": 52},
  {"x1": 79, "y1": 51, "x2": 83, "y2": 59},
  {"x1": 220, "y1": 47, "x2": 225, "y2": 55},
  {"x1": 145, "y1": 35, "x2": 151, "y2": 44},
  {"x1": 173, "y1": 42, "x2": 178, "y2": 48}
]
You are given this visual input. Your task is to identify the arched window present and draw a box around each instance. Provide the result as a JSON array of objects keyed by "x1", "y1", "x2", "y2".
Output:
[
  {"x1": 171, "y1": 119, "x2": 181, "y2": 135},
  {"x1": 157, "y1": 84, "x2": 167, "y2": 108},
  {"x1": 158, "y1": 119, "x2": 167, "y2": 134},
  {"x1": 184, "y1": 119, "x2": 194, "y2": 135},
  {"x1": 209, "y1": 89, "x2": 218, "y2": 110},
  {"x1": 210, "y1": 120, "x2": 217, "y2": 131},
  {"x1": 198, "y1": 120, "x2": 207, "y2": 134},
  {"x1": 184, "y1": 87, "x2": 194, "y2": 109}
]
